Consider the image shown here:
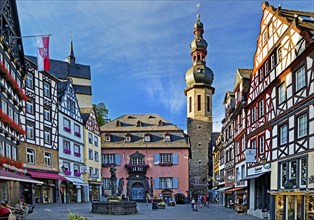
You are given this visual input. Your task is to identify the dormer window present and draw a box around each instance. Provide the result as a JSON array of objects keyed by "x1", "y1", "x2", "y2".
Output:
[
  {"x1": 116, "y1": 120, "x2": 121, "y2": 127},
  {"x1": 144, "y1": 133, "x2": 151, "y2": 142},
  {"x1": 158, "y1": 120, "x2": 164, "y2": 126},
  {"x1": 137, "y1": 120, "x2": 142, "y2": 127},
  {"x1": 125, "y1": 134, "x2": 132, "y2": 142},
  {"x1": 165, "y1": 133, "x2": 171, "y2": 142},
  {"x1": 105, "y1": 133, "x2": 111, "y2": 142}
]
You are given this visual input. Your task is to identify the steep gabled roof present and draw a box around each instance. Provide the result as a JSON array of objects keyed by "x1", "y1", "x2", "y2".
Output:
[{"x1": 234, "y1": 69, "x2": 252, "y2": 89}]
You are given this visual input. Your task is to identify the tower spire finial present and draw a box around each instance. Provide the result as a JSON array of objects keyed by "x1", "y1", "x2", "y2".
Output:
[
  {"x1": 68, "y1": 31, "x2": 76, "y2": 65},
  {"x1": 196, "y1": 3, "x2": 200, "y2": 19}
]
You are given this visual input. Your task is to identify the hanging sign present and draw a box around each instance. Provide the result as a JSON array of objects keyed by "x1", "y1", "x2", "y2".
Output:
[{"x1": 245, "y1": 148, "x2": 256, "y2": 163}]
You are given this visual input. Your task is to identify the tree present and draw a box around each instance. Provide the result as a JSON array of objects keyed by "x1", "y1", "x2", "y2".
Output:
[{"x1": 93, "y1": 102, "x2": 110, "y2": 126}]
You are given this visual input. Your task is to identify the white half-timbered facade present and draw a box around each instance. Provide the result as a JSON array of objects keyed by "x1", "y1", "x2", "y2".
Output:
[
  {"x1": 19, "y1": 58, "x2": 63, "y2": 204},
  {"x1": 58, "y1": 80, "x2": 88, "y2": 203}
]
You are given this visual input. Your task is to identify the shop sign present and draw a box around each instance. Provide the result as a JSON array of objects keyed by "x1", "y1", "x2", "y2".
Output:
[
  {"x1": 309, "y1": 175, "x2": 314, "y2": 184},
  {"x1": 254, "y1": 166, "x2": 262, "y2": 173},
  {"x1": 245, "y1": 149, "x2": 256, "y2": 163}
]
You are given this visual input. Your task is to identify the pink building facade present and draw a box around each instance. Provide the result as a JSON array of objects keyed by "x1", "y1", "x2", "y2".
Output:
[{"x1": 100, "y1": 114, "x2": 190, "y2": 203}]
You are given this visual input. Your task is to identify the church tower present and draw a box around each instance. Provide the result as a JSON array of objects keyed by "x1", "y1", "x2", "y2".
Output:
[{"x1": 184, "y1": 14, "x2": 215, "y2": 196}]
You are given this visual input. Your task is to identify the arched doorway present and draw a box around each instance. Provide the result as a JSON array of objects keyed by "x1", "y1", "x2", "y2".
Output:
[
  {"x1": 174, "y1": 193, "x2": 186, "y2": 204},
  {"x1": 131, "y1": 183, "x2": 145, "y2": 201}
]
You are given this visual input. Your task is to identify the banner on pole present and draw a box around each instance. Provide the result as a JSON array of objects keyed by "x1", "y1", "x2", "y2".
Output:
[{"x1": 35, "y1": 36, "x2": 50, "y2": 71}]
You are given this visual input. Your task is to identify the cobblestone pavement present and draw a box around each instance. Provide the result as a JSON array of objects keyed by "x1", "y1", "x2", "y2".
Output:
[{"x1": 28, "y1": 202, "x2": 260, "y2": 220}]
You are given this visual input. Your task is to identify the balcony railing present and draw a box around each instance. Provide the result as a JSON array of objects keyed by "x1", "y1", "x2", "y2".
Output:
[{"x1": 124, "y1": 163, "x2": 149, "y2": 174}]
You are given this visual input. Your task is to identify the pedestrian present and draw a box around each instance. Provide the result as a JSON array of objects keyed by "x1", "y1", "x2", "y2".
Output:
[
  {"x1": 206, "y1": 195, "x2": 210, "y2": 207},
  {"x1": 191, "y1": 197, "x2": 195, "y2": 211}
]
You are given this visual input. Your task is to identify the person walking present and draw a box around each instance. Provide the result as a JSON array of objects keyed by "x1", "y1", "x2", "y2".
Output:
[{"x1": 191, "y1": 198, "x2": 195, "y2": 211}]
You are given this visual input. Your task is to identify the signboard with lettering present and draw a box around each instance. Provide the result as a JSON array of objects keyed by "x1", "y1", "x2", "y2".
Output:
[{"x1": 245, "y1": 148, "x2": 256, "y2": 163}]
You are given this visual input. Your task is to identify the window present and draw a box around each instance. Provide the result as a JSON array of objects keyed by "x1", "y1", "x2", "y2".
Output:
[
  {"x1": 280, "y1": 162, "x2": 287, "y2": 189},
  {"x1": 95, "y1": 168, "x2": 99, "y2": 178},
  {"x1": 26, "y1": 121, "x2": 34, "y2": 140},
  {"x1": 277, "y1": 47, "x2": 282, "y2": 63},
  {"x1": 5, "y1": 144, "x2": 11, "y2": 158},
  {"x1": 296, "y1": 66, "x2": 306, "y2": 91},
  {"x1": 63, "y1": 140, "x2": 70, "y2": 150},
  {"x1": 102, "y1": 178, "x2": 110, "y2": 189},
  {"x1": 26, "y1": 100, "x2": 34, "y2": 114},
  {"x1": 27, "y1": 149, "x2": 35, "y2": 164},
  {"x1": 105, "y1": 134, "x2": 110, "y2": 142},
  {"x1": 264, "y1": 61, "x2": 269, "y2": 75},
  {"x1": 207, "y1": 96, "x2": 210, "y2": 112},
  {"x1": 44, "y1": 127, "x2": 51, "y2": 144},
  {"x1": 300, "y1": 158, "x2": 307, "y2": 187},
  {"x1": 251, "y1": 106, "x2": 257, "y2": 123},
  {"x1": 63, "y1": 118, "x2": 71, "y2": 132},
  {"x1": 242, "y1": 136, "x2": 246, "y2": 150},
  {"x1": 8, "y1": 107, "x2": 13, "y2": 119},
  {"x1": 144, "y1": 134, "x2": 150, "y2": 142},
  {"x1": 278, "y1": 83, "x2": 286, "y2": 104},
  {"x1": 251, "y1": 140, "x2": 256, "y2": 149},
  {"x1": 89, "y1": 149, "x2": 93, "y2": 160},
  {"x1": 63, "y1": 162, "x2": 70, "y2": 171},
  {"x1": 125, "y1": 135, "x2": 131, "y2": 142},
  {"x1": 67, "y1": 99, "x2": 75, "y2": 113},
  {"x1": 74, "y1": 124, "x2": 80, "y2": 137},
  {"x1": 11, "y1": 147, "x2": 16, "y2": 160},
  {"x1": 189, "y1": 97, "x2": 192, "y2": 113},
  {"x1": 165, "y1": 134, "x2": 171, "y2": 142},
  {"x1": 160, "y1": 177, "x2": 173, "y2": 189},
  {"x1": 14, "y1": 112, "x2": 18, "y2": 124},
  {"x1": 89, "y1": 167, "x2": 93, "y2": 176},
  {"x1": 270, "y1": 53, "x2": 276, "y2": 70},
  {"x1": 74, "y1": 144, "x2": 80, "y2": 156},
  {"x1": 0, "y1": 141, "x2": 4, "y2": 156},
  {"x1": 26, "y1": 73, "x2": 33, "y2": 89},
  {"x1": 259, "y1": 68, "x2": 264, "y2": 82},
  {"x1": 263, "y1": 30, "x2": 268, "y2": 45},
  {"x1": 160, "y1": 153, "x2": 172, "y2": 163},
  {"x1": 88, "y1": 133, "x2": 93, "y2": 144},
  {"x1": 131, "y1": 157, "x2": 144, "y2": 165},
  {"x1": 241, "y1": 164, "x2": 245, "y2": 179},
  {"x1": 44, "y1": 107, "x2": 51, "y2": 121},
  {"x1": 44, "y1": 152, "x2": 52, "y2": 166},
  {"x1": 197, "y1": 95, "x2": 201, "y2": 111},
  {"x1": 43, "y1": 82, "x2": 50, "y2": 97},
  {"x1": 279, "y1": 124, "x2": 288, "y2": 145},
  {"x1": 236, "y1": 167, "x2": 240, "y2": 182},
  {"x1": 297, "y1": 114, "x2": 307, "y2": 138},
  {"x1": 1, "y1": 100, "x2": 7, "y2": 114},
  {"x1": 258, "y1": 99, "x2": 264, "y2": 118},
  {"x1": 94, "y1": 152, "x2": 99, "y2": 162},
  {"x1": 94, "y1": 136, "x2": 99, "y2": 147},
  {"x1": 259, "y1": 136, "x2": 265, "y2": 154},
  {"x1": 102, "y1": 154, "x2": 115, "y2": 164}
]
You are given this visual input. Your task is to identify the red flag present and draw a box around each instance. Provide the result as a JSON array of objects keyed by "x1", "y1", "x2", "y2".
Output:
[{"x1": 35, "y1": 36, "x2": 50, "y2": 71}]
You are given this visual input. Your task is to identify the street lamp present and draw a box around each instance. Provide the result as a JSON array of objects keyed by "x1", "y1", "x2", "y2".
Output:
[{"x1": 261, "y1": 155, "x2": 270, "y2": 168}]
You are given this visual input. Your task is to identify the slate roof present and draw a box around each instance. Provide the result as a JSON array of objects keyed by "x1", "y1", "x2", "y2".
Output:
[
  {"x1": 100, "y1": 114, "x2": 189, "y2": 149},
  {"x1": 26, "y1": 55, "x2": 91, "y2": 79},
  {"x1": 80, "y1": 106, "x2": 93, "y2": 124}
]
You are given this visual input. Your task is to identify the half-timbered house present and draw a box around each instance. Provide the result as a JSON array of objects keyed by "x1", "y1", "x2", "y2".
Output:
[
  {"x1": 221, "y1": 91, "x2": 235, "y2": 205},
  {"x1": 230, "y1": 69, "x2": 251, "y2": 212},
  {"x1": 58, "y1": 80, "x2": 88, "y2": 203},
  {"x1": 255, "y1": 3, "x2": 314, "y2": 220},
  {"x1": 0, "y1": 0, "x2": 41, "y2": 204},
  {"x1": 80, "y1": 106, "x2": 102, "y2": 202},
  {"x1": 19, "y1": 57, "x2": 64, "y2": 204}
]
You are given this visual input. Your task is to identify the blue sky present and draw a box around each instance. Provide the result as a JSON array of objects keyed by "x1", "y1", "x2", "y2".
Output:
[{"x1": 17, "y1": 0, "x2": 313, "y2": 132}]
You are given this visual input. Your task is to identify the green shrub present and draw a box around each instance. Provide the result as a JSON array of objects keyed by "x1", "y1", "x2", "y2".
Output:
[{"x1": 67, "y1": 213, "x2": 89, "y2": 220}]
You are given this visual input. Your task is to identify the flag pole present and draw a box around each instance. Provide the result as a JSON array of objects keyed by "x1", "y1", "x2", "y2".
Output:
[{"x1": 9, "y1": 34, "x2": 52, "y2": 43}]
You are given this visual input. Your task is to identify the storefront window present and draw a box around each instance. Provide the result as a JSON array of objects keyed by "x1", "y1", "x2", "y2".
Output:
[
  {"x1": 306, "y1": 196, "x2": 314, "y2": 220},
  {"x1": 281, "y1": 163, "x2": 287, "y2": 188},
  {"x1": 300, "y1": 158, "x2": 307, "y2": 187},
  {"x1": 286, "y1": 195, "x2": 303, "y2": 220},
  {"x1": 276, "y1": 196, "x2": 284, "y2": 220},
  {"x1": 0, "y1": 182, "x2": 8, "y2": 201}
]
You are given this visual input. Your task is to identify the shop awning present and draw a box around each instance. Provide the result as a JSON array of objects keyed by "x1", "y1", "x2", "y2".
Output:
[
  {"x1": 215, "y1": 186, "x2": 232, "y2": 192},
  {"x1": 240, "y1": 173, "x2": 265, "y2": 181},
  {"x1": 0, "y1": 169, "x2": 43, "y2": 184},
  {"x1": 224, "y1": 187, "x2": 246, "y2": 193},
  {"x1": 64, "y1": 176, "x2": 88, "y2": 186},
  {"x1": 28, "y1": 171, "x2": 67, "y2": 180}
]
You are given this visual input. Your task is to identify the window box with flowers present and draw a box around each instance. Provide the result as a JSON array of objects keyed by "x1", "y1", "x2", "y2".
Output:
[
  {"x1": 74, "y1": 171, "x2": 81, "y2": 177},
  {"x1": 74, "y1": 152, "x2": 81, "y2": 157},
  {"x1": 64, "y1": 127, "x2": 71, "y2": 132},
  {"x1": 63, "y1": 170, "x2": 71, "y2": 175},
  {"x1": 159, "y1": 162, "x2": 173, "y2": 166},
  {"x1": 63, "y1": 149, "x2": 71, "y2": 154},
  {"x1": 74, "y1": 132, "x2": 81, "y2": 137}
]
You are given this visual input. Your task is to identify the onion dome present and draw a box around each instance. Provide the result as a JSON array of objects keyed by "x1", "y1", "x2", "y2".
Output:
[{"x1": 185, "y1": 64, "x2": 214, "y2": 87}]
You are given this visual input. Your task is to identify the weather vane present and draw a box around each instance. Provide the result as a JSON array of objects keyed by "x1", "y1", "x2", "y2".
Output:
[{"x1": 196, "y1": 3, "x2": 200, "y2": 19}]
